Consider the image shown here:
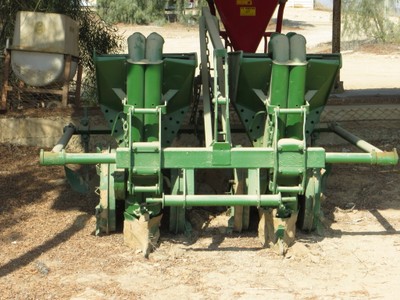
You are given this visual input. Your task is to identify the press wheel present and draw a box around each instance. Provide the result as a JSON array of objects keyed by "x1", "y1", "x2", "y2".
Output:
[{"x1": 296, "y1": 169, "x2": 322, "y2": 232}]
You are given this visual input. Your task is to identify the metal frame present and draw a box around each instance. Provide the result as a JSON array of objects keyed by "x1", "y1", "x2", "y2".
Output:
[{"x1": 38, "y1": 6, "x2": 398, "y2": 253}]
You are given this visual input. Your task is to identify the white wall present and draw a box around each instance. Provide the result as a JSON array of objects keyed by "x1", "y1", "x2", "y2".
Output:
[{"x1": 286, "y1": 0, "x2": 313, "y2": 8}]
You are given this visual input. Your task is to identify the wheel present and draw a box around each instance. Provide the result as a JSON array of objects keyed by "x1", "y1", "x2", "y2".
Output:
[
  {"x1": 95, "y1": 149, "x2": 122, "y2": 235},
  {"x1": 169, "y1": 169, "x2": 192, "y2": 235},
  {"x1": 296, "y1": 169, "x2": 322, "y2": 232},
  {"x1": 231, "y1": 169, "x2": 250, "y2": 232}
]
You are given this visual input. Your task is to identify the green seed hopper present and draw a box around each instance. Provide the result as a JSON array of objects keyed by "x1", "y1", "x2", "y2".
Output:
[{"x1": 40, "y1": 6, "x2": 398, "y2": 255}]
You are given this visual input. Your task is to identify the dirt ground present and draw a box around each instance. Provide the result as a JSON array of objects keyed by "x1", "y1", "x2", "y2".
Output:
[{"x1": 1, "y1": 7, "x2": 400, "y2": 300}]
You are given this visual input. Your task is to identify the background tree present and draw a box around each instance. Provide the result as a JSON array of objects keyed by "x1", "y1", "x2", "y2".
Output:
[
  {"x1": 97, "y1": 0, "x2": 167, "y2": 24},
  {"x1": 97, "y1": 0, "x2": 209, "y2": 25},
  {"x1": 342, "y1": 0, "x2": 400, "y2": 44}
]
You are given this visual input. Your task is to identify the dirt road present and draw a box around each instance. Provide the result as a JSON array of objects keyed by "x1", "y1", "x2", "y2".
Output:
[{"x1": 1, "y1": 7, "x2": 400, "y2": 300}]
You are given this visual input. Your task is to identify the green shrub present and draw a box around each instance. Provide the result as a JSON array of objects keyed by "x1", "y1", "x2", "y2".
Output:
[
  {"x1": 97, "y1": 0, "x2": 210, "y2": 25},
  {"x1": 97, "y1": 0, "x2": 167, "y2": 25},
  {"x1": 343, "y1": 0, "x2": 400, "y2": 44}
]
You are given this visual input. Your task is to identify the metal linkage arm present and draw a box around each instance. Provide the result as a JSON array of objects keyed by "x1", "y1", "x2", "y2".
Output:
[
  {"x1": 324, "y1": 123, "x2": 398, "y2": 165},
  {"x1": 40, "y1": 150, "x2": 116, "y2": 165},
  {"x1": 201, "y1": 7, "x2": 224, "y2": 50},
  {"x1": 329, "y1": 122, "x2": 383, "y2": 153},
  {"x1": 325, "y1": 151, "x2": 398, "y2": 165},
  {"x1": 49, "y1": 120, "x2": 112, "y2": 154},
  {"x1": 51, "y1": 123, "x2": 76, "y2": 153}
]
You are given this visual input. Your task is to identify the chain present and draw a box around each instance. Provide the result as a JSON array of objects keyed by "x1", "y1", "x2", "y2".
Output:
[
  {"x1": 205, "y1": 33, "x2": 214, "y2": 104},
  {"x1": 189, "y1": 31, "x2": 214, "y2": 128},
  {"x1": 122, "y1": 117, "x2": 129, "y2": 144},
  {"x1": 189, "y1": 76, "x2": 201, "y2": 125}
]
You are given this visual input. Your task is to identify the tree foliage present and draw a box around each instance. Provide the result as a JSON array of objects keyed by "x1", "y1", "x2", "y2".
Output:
[
  {"x1": 97, "y1": 0, "x2": 167, "y2": 25},
  {"x1": 97, "y1": 0, "x2": 209, "y2": 25},
  {"x1": 342, "y1": 0, "x2": 400, "y2": 44}
]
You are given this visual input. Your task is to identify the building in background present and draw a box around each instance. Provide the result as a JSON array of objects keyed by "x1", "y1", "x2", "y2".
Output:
[{"x1": 286, "y1": 0, "x2": 313, "y2": 8}]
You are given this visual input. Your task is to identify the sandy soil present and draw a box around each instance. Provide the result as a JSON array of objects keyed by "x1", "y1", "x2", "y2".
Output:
[
  {"x1": 1, "y1": 7, "x2": 400, "y2": 300},
  {"x1": 0, "y1": 143, "x2": 399, "y2": 299}
]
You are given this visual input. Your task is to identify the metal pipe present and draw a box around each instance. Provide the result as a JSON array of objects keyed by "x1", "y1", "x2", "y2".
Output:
[
  {"x1": 286, "y1": 33, "x2": 307, "y2": 139},
  {"x1": 144, "y1": 63, "x2": 163, "y2": 142},
  {"x1": 126, "y1": 57, "x2": 144, "y2": 142},
  {"x1": 329, "y1": 123, "x2": 383, "y2": 153},
  {"x1": 133, "y1": 185, "x2": 160, "y2": 193},
  {"x1": 52, "y1": 124, "x2": 76, "y2": 153},
  {"x1": 131, "y1": 107, "x2": 161, "y2": 114},
  {"x1": 275, "y1": 107, "x2": 305, "y2": 114},
  {"x1": 144, "y1": 33, "x2": 164, "y2": 143},
  {"x1": 276, "y1": 186, "x2": 303, "y2": 193},
  {"x1": 40, "y1": 150, "x2": 116, "y2": 165},
  {"x1": 325, "y1": 151, "x2": 398, "y2": 165},
  {"x1": 145, "y1": 32, "x2": 164, "y2": 63},
  {"x1": 332, "y1": 0, "x2": 342, "y2": 91},
  {"x1": 199, "y1": 15, "x2": 214, "y2": 147},
  {"x1": 127, "y1": 32, "x2": 145, "y2": 61},
  {"x1": 332, "y1": 0, "x2": 341, "y2": 54},
  {"x1": 41, "y1": 147, "x2": 397, "y2": 167},
  {"x1": 202, "y1": 7, "x2": 225, "y2": 50},
  {"x1": 146, "y1": 194, "x2": 298, "y2": 207},
  {"x1": 269, "y1": 34, "x2": 289, "y2": 140},
  {"x1": 275, "y1": 1, "x2": 287, "y2": 34},
  {"x1": 326, "y1": 153, "x2": 375, "y2": 164}
]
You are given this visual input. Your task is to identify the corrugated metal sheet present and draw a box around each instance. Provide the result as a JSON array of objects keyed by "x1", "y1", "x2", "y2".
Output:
[{"x1": 286, "y1": 0, "x2": 313, "y2": 8}]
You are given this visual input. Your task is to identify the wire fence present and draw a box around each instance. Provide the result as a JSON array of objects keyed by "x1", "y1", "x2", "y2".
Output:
[{"x1": 321, "y1": 104, "x2": 400, "y2": 122}]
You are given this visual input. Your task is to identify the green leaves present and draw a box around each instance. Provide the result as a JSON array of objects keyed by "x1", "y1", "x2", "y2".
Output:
[
  {"x1": 343, "y1": 0, "x2": 400, "y2": 44},
  {"x1": 97, "y1": 0, "x2": 167, "y2": 25}
]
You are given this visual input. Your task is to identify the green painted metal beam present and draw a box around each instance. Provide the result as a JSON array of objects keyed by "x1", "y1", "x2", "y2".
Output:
[
  {"x1": 116, "y1": 147, "x2": 325, "y2": 169},
  {"x1": 147, "y1": 194, "x2": 297, "y2": 207},
  {"x1": 40, "y1": 150, "x2": 116, "y2": 165},
  {"x1": 41, "y1": 148, "x2": 398, "y2": 168},
  {"x1": 325, "y1": 151, "x2": 398, "y2": 165}
]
